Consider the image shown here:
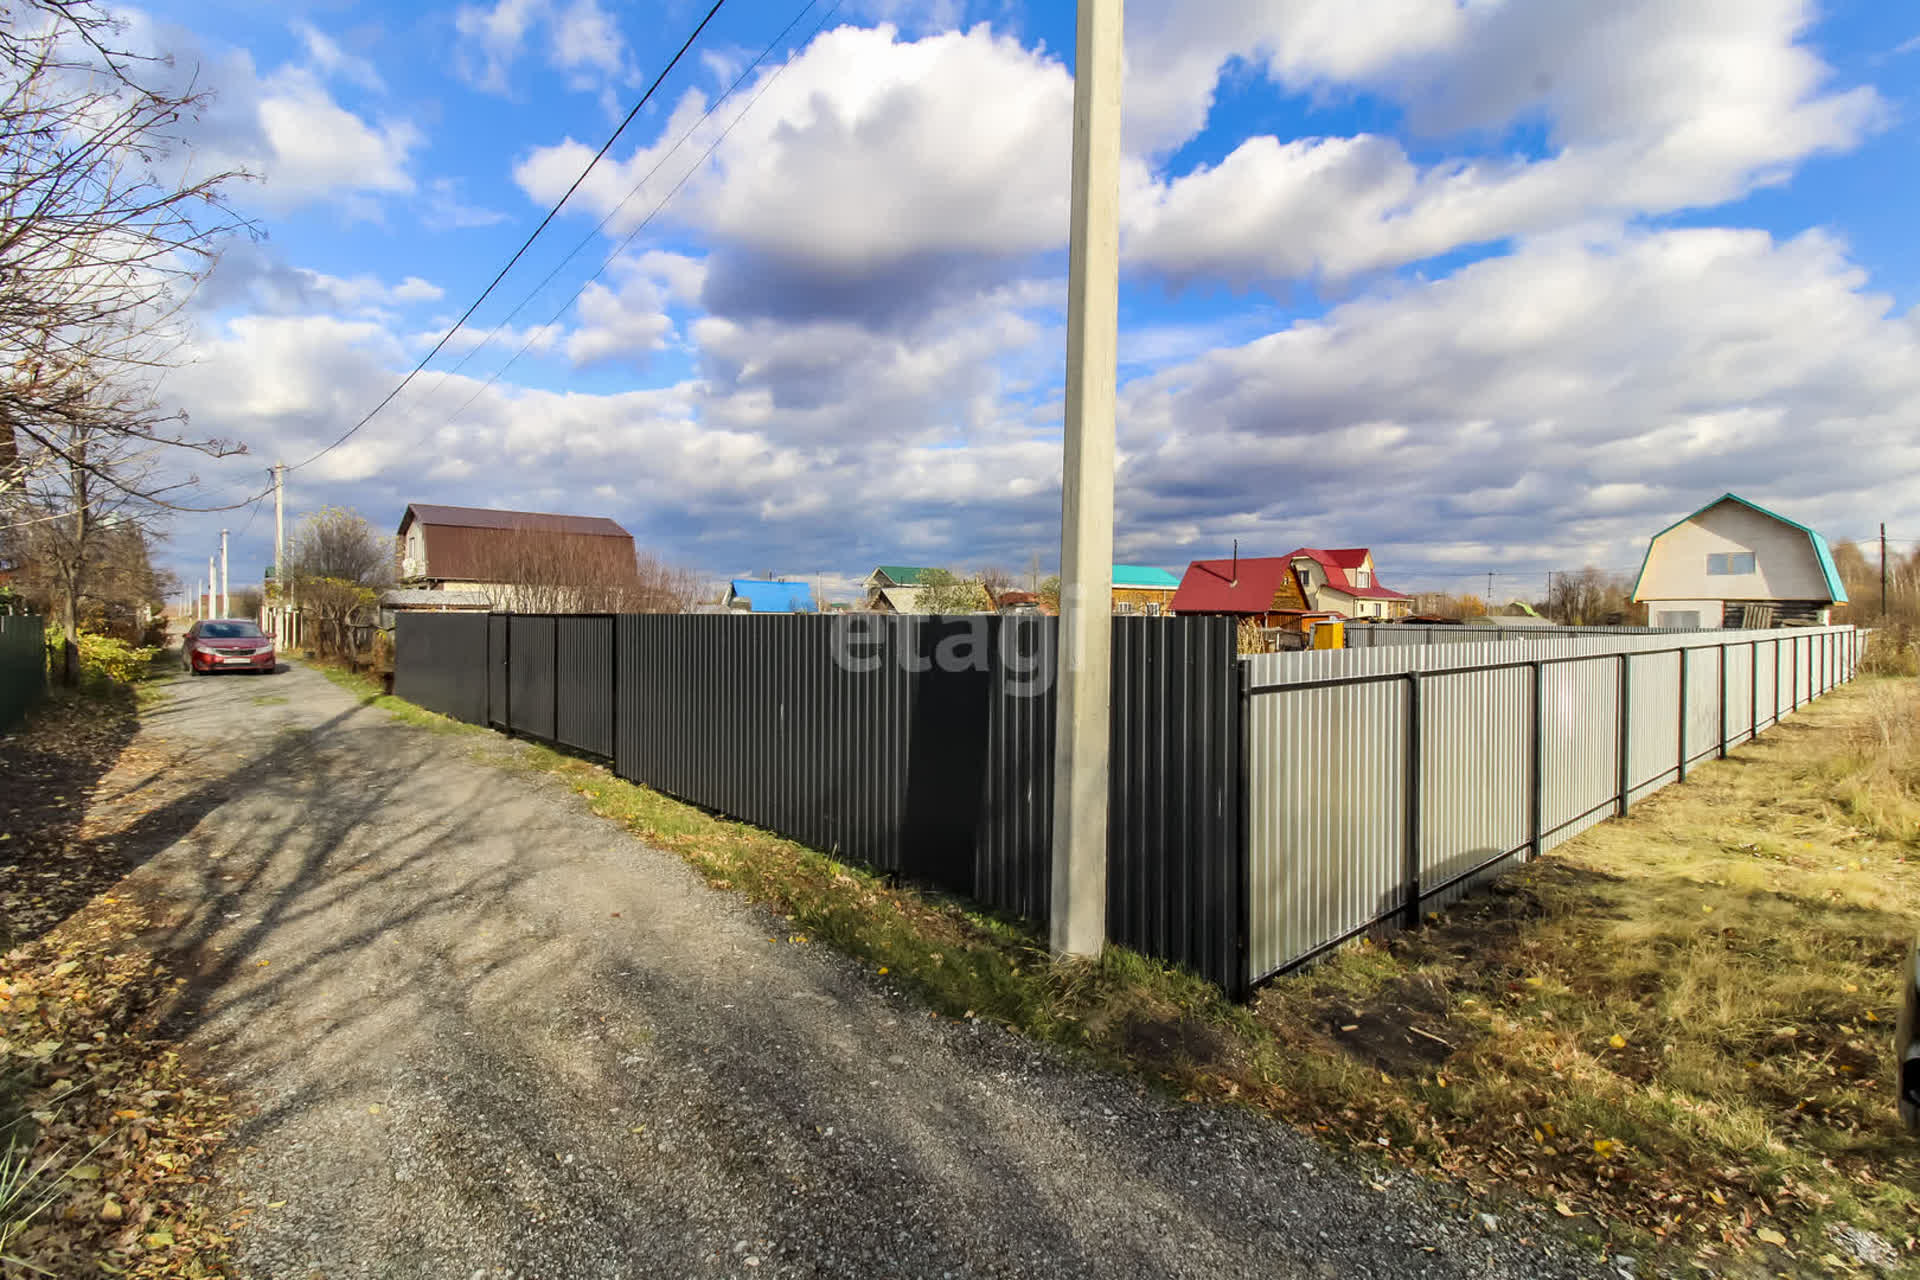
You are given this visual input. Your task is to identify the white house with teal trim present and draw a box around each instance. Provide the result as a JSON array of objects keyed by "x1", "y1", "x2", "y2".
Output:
[{"x1": 1631, "y1": 493, "x2": 1847, "y2": 629}]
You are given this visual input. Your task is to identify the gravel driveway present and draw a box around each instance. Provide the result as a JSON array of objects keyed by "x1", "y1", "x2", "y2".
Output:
[{"x1": 116, "y1": 659, "x2": 1607, "y2": 1280}]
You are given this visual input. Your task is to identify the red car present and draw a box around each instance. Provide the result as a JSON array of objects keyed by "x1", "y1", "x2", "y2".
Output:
[{"x1": 183, "y1": 619, "x2": 278, "y2": 676}]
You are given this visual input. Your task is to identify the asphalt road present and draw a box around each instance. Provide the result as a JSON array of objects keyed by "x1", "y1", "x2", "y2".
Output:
[{"x1": 118, "y1": 658, "x2": 1608, "y2": 1280}]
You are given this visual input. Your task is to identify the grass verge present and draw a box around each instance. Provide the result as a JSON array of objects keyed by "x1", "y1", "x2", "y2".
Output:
[
  {"x1": 353, "y1": 664, "x2": 1920, "y2": 1274},
  {"x1": 308, "y1": 658, "x2": 483, "y2": 735}
]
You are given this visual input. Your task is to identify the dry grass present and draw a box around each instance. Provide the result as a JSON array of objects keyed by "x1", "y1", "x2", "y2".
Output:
[
  {"x1": 1250, "y1": 676, "x2": 1920, "y2": 1272},
  {"x1": 354, "y1": 658, "x2": 1920, "y2": 1273}
]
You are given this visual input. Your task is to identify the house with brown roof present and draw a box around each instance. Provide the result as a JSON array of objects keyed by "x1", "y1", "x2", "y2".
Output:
[{"x1": 396, "y1": 503, "x2": 638, "y2": 606}]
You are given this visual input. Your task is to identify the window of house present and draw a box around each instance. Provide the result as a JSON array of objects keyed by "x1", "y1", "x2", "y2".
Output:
[
  {"x1": 1352, "y1": 568, "x2": 1371, "y2": 588},
  {"x1": 1706, "y1": 552, "x2": 1756, "y2": 575},
  {"x1": 1657, "y1": 610, "x2": 1701, "y2": 628},
  {"x1": 1294, "y1": 568, "x2": 1311, "y2": 594}
]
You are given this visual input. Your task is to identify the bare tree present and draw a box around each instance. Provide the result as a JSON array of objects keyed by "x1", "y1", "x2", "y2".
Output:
[
  {"x1": 1546, "y1": 566, "x2": 1635, "y2": 626},
  {"x1": 0, "y1": 0, "x2": 252, "y2": 511},
  {"x1": 472, "y1": 524, "x2": 697, "y2": 614},
  {"x1": 977, "y1": 565, "x2": 1015, "y2": 609},
  {"x1": 288, "y1": 506, "x2": 393, "y2": 658}
]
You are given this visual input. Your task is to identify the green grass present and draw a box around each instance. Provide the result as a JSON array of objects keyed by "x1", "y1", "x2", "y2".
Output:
[{"x1": 309, "y1": 659, "x2": 485, "y2": 735}]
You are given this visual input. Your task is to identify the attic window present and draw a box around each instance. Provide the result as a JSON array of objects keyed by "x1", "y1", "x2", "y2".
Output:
[
  {"x1": 1706, "y1": 552, "x2": 1756, "y2": 575},
  {"x1": 1352, "y1": 568, "x2": 1371, "y2": 588}
]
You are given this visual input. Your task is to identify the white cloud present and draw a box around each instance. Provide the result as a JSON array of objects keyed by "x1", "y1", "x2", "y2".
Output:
[
  {"x1": 293, "y1": 19, "x2": 384, "y2": 92},
  {"x1": 111, "y1": 11, "x2": 423, "y2": 212},
  {"x1": 561, "y1": 252, "x2": 705, "y2": 367},
  {"x1": 453, "y1": 0, "x2": 628, "y2": 95},
  {"x1": 566, "y1": 278, "x2": 670, "y2": 367},
  {"x1": 1118, "y1": 228, "x2": 1920, "y2": 569},
  {"x1": 250, "y1": 68, "x2": 420, "y2": 205},
  {"x1": 1126, "y1": 0, "x2": 1880, "y2": 283},
  {"x1": 516, "y1": 24, "x2": 1083, "y2": 272},
  {"x1": 549, "y1": 0, "x2": 623, "y2": 81},
  {"x1": 453, "y1": 0, "x2": 545, "y2": 92},
  {"x1": 421, "y1": 177, "x2": 511, "y2": 230},
  {"x1": 195, "y1": 245, "x2": 442, "y2": 316}
]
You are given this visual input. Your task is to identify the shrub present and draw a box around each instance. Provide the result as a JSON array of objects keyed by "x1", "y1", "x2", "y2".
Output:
[{"x1": 45, "y1": 631, "x2": 157, "y2": 687}]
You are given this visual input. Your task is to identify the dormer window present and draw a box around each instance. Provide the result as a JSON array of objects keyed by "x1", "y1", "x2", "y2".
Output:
[{"x1": 1352, "y1": 568, "x2": 1371, "y2": 588}]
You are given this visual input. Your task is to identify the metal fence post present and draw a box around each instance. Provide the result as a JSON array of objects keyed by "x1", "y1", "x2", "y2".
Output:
[
  {"x1": 501, "y1": 614, "x2": 512, "y2": 738},
  {"x1": 1718, "y1": 642, "x2": 1729, "y2": 758},
  {"x1": 1617, "y1": 652, "x2": 1632, "y2": 816},
  {"x1": 1750, "y1": 638, "x2": 1759, "y2": 742},
  {"x1": 1677, "y1": 646, "x2": 1689, "y2": 781},
  {"x1": 1529, "y1": 660, "x2": 1545, "y2": 858},
  {"x1": 1403, "y1": 671, "x2": 1423, "y2": 929},
  {"x1": 1235, "y1": 657, "x2": 1252, "y2": 998}
]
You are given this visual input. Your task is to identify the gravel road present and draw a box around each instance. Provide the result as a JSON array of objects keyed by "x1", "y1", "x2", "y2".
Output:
[{"x1": 117, "y1": 659, "x2": 1610, "y2": 1280}]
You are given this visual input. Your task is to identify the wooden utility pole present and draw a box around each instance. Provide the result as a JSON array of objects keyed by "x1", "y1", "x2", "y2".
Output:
[{"x1": 1050, "y1": 0, "x2": 1124, "y2": 960}]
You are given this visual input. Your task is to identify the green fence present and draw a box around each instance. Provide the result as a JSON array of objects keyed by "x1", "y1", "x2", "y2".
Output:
[{"x1": 0, "y1": 614, "x2": 47, "y2": 733}]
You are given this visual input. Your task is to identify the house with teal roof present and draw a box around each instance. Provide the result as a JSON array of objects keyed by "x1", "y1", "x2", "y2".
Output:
[{"x1": 1630, "y1": 493, "x2": 1847, "y2": 629}]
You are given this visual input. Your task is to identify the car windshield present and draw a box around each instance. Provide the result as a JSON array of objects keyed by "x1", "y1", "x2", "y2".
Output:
[{"x1": 201, "y1": 622, "x2": 264, "y2": 639}]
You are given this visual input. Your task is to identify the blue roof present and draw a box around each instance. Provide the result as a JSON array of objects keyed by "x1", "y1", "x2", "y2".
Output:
[
  {"x1": 727, "y1": 579, "x2": 816, "y2": 612},
  {"x1": 1632, "y1": 493, "x2": 1847, "y2": 604},
  {"x1": 1112, "y1": 565, "x2": 1180, "y2": 589}
]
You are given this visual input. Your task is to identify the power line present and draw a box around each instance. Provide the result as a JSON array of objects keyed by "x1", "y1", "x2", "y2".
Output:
[
  {"x1": 429, "y1": 0, "x2": 844, "y2": 437},
  {"x1": 409, "y1": 0, "x2": 829, "y2": 406},
  {"x1": 288, "y1": 0, "x2": 731, "y2": 476}
]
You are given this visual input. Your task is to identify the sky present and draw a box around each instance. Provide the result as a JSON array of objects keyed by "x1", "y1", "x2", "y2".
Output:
[{"x1": 122, "y1": 0, "x2": 1920, "y2": 604}]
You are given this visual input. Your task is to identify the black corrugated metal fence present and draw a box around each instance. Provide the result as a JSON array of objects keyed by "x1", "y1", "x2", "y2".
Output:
[
  {"x1": 0, "y1": 615, "x2": 46, "y2": 733},
  {"x1": 395, "y1": 611, "x2": 1246, "y2": 991}
]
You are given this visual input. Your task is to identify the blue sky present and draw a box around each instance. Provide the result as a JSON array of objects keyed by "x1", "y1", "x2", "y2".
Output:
[{"x1": 135, "y1": 0, "x2": 1920, "y2": 602}]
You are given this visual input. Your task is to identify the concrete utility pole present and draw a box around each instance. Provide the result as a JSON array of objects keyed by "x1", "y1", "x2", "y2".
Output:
[
  {"x1": 1050, "y1": 0, "x2": 1124, "y2": 961},
  {"x1": 207, "y1": 555, "x2": 216, "y2": 618},
  {"x1": 193, "y1": 580, "x2": 201, "y2": 621},
  {"x1": 219, "y1": 529, "x2": 229, "y2": 619},
  {"x1": 272, "y1": 462, "x2": 286, "y2": 593}
]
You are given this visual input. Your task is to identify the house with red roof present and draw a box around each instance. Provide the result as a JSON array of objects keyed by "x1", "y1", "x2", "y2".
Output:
[
  {"x1": 1168, "y1": 547, "x2": 1410, "y2": 623},
  {"x1": 1288, "y1": 548, "x2": 1412, "y2": 620},
  {"x1": 1167, "y1": 555, "x2": 1316, "y2": 626}
]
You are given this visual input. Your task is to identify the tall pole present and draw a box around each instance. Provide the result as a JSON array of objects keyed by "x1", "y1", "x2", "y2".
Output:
[
  {"x1": 1881, "y1": 522, "x2": 1889, "y2": 619},
  {"x1": 219, "y1": 529, "x2": 229, "y2": 619},
  {"x1": 272, "y1": 462, "x2": 286, "y2": 595},
  {"x1": 208, "y1": 555, "x2": 216, "y2": 618},
  {"x1": 1050, "y1": 0, "x2": 1123, "y2": 960}
]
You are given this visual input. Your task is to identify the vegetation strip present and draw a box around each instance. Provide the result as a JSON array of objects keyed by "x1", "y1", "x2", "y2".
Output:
[
  {"x1": 331, "y1": 655, "x2": 1917, "y2": 1273},
  {"x1": 2, "y1": 674, "x2": 238, "y2": 1278}
]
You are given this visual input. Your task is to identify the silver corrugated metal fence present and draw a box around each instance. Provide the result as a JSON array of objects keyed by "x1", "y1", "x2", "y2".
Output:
[
  {"x1": 1243, "y1": 624, "x2": 1860, "y2": 980},
  {"x1": 1347, "y1": 623, "x2": 1708, "y2": 647}
]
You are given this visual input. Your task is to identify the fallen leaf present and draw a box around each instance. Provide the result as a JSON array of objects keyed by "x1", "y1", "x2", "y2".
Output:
[
  {"x1": 1756, "y1": 1227, "x2": 1787, "y2": 1246},
  {"x1": 1608, "y1": 1034, "x2": 1627, "y2": 1049}
]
